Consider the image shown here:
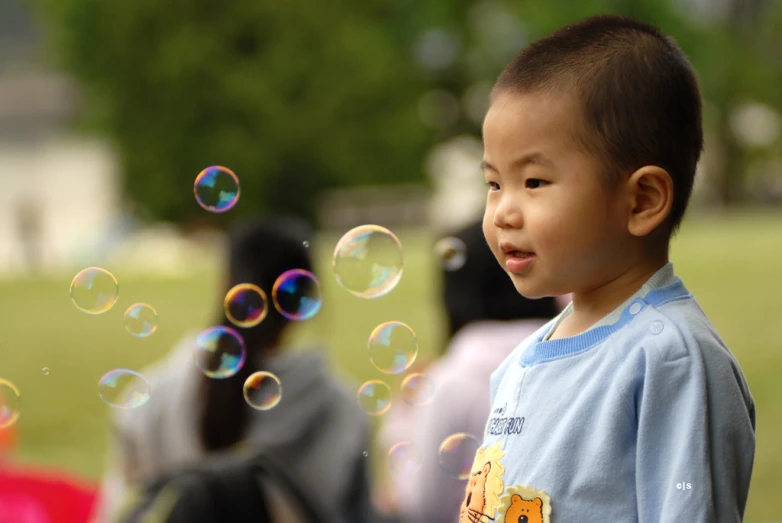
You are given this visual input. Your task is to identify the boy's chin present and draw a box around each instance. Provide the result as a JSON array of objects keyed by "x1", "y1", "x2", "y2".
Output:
[{"x1": 508, "y1": 276, "x2": 548, "y2": 299}]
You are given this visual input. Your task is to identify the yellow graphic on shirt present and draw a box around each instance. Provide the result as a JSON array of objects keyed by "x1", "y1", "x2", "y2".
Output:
[
  {"x1": 496, "y1": 484, "x2": 552, "y2": 523},
  {"x1": 458, "y1": 443, "x2": 506, "y2": 523}
]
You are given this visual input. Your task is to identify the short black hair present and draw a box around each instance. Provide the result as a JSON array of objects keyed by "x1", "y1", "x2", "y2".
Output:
[
  {"x1": 441, "y1": 221, "x2": 559, "y2": 341},
  {"x1": 491, "y1": 14, "x2": 704, "y2": 241}
]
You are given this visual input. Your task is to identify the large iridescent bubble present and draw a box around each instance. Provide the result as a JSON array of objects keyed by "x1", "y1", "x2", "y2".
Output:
[{"x1": 332, "y1": 225, "x2": 403, "y2": 299}]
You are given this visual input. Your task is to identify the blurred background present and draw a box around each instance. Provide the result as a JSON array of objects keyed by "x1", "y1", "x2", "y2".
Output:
[{"x1": 0, "y1": 0, "x2": 780, "y2": 520}]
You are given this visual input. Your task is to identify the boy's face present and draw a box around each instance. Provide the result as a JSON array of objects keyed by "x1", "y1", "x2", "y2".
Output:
[{"x1": 481, "y1": 90, "x2": 631, "y2": 301}]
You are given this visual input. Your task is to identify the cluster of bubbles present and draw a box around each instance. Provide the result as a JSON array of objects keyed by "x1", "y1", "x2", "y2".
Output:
[
  {"x1": 382, "y1": 433, "x2": 480, "y2": 480},
  {"x1": 26, "y1": 166, "x2": 480, "y2": 478},
  {"x1": 66, "y1": 267, "x2": 159, "y2": 411},
  {"x1": 330, "y1": 226, "x2": 484, "y2": 480}
]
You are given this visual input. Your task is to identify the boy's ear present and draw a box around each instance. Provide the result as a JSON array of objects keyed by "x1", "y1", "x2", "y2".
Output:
[{"x1": 625, "y1": 165, "x2": 673, "y2": 238}]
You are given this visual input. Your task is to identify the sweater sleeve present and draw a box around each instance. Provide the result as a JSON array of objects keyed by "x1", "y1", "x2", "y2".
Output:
[{"x1": 633, "y1": 336, "x2": 756, "y2": 523}]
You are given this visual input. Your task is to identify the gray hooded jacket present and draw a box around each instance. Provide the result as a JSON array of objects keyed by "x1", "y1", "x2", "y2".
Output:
[{"x1": 92, "y1": 331, "x2": 372, "y2": 523}]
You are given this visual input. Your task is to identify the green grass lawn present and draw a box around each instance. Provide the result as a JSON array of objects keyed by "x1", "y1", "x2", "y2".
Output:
[{"x1": 0, "y1": 207, "x2": 780, "y2": 521}]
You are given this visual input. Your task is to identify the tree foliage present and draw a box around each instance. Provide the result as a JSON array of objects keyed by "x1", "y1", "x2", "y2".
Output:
[
  {"x1": 32, "y1": 0, "x2": 438, "y2": 225},
  {"x1": 31, "y1": 0, "x2": 782, "y2": 226}
]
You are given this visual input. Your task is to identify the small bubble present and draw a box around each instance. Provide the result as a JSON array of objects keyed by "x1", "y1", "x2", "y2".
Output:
[
  {"x1": 368, "y1": 322, "x2": 419, "y2": 375},
  {"x1": 363, "y1": 451, "x2": 369, "y2": 458},
  {"x1": 193, "y1": 326, "x2": 246, "y2": 379},
  {"x1": 194, "y1": 166, "x2": 240, "y2": 213},
  {"x1": 272, "y1": 269, "x2": 322, "y2": 321},
  {"x1": 224, "y1": 283, "x2": 268, "y2": 328},
  {"x1": 438, "y1": 433, "x2": 480, "y2": 479},
  {"x1": 434, "y1": 237, "x2": 467, "y2": 271},
  {"x1": 124, "y1": 303, "x2": 158, "y2": 338},
  {"x1": 401, "y1": 373, "x2": 435, "y2": 406},
  {"x1": 388, "y1": 441, "x2": 422, "y2": 476},
  {"x1": 70, "y1": 267, "x2": 119, "y2": 314},
  {"x1": 0, "y1": 379, "x2": 21, "y2": 429},
  {"x1": 243, "y1": 371, "x2": 282, "y2": 410},
  {"x1": 42, "y1": 367, "x2": 50, "y2": 376},
  {"x1": 98, "y1": 369, "x2": 151, "y2": 410},
  {"x1": 332, "y1": 225, "x2": 404, "y2": 299},
  {"x1": 357, "y1": 380, "x2": 392, "y2": 416},
  {"x1": 303, "y1": 241, "x2": 310, "y2": 248}
]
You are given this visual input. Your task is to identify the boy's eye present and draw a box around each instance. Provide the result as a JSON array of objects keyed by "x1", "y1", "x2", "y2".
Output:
[
  {"x1": 485, "y1": 181, "x2": 500, "y2": 191},
  {"x1": 526, "y1": 179, "x2": 548, "y2": 189}
]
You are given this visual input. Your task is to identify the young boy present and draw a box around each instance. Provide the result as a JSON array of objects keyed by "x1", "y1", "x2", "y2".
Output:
[{"x1": 464, "y1": 14, "x2": 756, "y2": 523}]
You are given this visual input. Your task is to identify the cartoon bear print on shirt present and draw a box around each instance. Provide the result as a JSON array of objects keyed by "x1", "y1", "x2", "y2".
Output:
[
  {"x1": 496, "y1": 485, "x2": 552, "y2": 523},
  {"x1": 458, "y1": 443, "x2": 506, "y2": 523}
]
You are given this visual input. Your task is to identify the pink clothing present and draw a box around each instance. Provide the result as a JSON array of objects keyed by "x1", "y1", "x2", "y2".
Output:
[{"x1": 0, "y1": 464, "x2": 97, "y2": 523}]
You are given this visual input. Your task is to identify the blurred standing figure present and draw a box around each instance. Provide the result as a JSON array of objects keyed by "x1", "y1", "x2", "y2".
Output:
[
  {"x1": 92, "y1": 216, "x2": 374, "y2": 523},
  {"x1": 373, "y1": 220, "x2": 570, "y2": 523},
  {"x1": 16, "y1": 197, "x2": 43, "y2": 274}
]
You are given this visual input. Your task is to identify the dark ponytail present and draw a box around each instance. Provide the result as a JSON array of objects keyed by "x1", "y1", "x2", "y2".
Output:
[{"x1": 198, "y1": 216, "x2": 313, "y2": 452}]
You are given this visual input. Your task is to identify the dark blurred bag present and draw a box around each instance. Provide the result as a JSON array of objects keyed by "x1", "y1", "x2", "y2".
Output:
[{"x1": 114, "y1": 451, "x2": 336, "y2": 523}]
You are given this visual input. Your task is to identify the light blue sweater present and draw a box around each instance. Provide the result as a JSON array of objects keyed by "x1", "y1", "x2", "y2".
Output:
[{"x1": 465, "y1": 262, "x2": 756, "y2": 523}]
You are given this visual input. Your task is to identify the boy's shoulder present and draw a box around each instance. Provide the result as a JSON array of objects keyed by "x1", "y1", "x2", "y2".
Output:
[{"x1": 639, "y1": 295, "x2": 737, "y2": 366}]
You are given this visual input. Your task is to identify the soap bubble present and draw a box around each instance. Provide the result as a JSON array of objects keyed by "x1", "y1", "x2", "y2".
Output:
[
  {"x1": 243, "y1": 371, "x2": 282, "y2": 411},
  {"x1": 70, "y1": 267, "x2": 119, "y2": 314},
  {"x1": 0, "y1": 379, "x2": 21, "y2": 429},
  {"x1": 42, "y1": 367, "x2": 50, "y2": 376},
  {"x1": 272, "y1": 269, "x2": 322, "y2": 321},
  {"x1": 357, "y1": 380, "x2": 392, "y2": 416},
  {"x1": 225, "y1": 283, "x2": 268, "y2": 328},
  {"x1": 434, "y1": 237, "x2": 467, "y2": 271},
  {"x1": 124, "y1": 303, "x2": 158, "y2": 338},
  {"x1": 368, "y1": 322, "x2": 418, "y2": 375},
  {"x1": 98, "y1": 369, "x2": 151, "y2": 410},
  {"x1": 438, "y1": 433, "x2": 480, "y2": 479},
  {"x1": 332, "y1": 225, "x2": 404, "y2": 299},
  {"x1": 193, "y1": 326, "x2": 246, "y2": 379},
  {"x1": 388, "y1": 441, "x2": 422, "y2": 476},
  {"x1": 194, "y1": 165, "x2": 240, "y2": 213},
  {"x1": 401, "y1": 372, "x2": 435, "y2": 406}
]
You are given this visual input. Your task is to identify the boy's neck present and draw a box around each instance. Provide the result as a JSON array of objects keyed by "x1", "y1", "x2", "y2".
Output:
[{"x1": 564, "y1": 254, "x2": 670, "y2": 338}]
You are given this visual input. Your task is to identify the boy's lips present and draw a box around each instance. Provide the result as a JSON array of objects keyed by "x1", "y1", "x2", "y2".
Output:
[
  {"x1": 499, "y1": 241, "x2": 534, "y2": 256},
  {"x1": 505, "y1": 251, "x2": 536, "y2": 272}
]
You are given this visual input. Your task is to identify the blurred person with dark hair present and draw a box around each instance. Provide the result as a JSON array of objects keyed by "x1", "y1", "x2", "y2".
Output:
[
  {"x1": 92, "y1": 216, "x2": 373, "y2": 523},
  {"x1": 373, "y1": 220, "x2": 570, "y2": 523}
]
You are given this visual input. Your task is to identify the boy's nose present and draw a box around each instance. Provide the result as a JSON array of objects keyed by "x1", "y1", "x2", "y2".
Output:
[{"x1": 493, "y1": 199, "x2": 523, "y2": 229}]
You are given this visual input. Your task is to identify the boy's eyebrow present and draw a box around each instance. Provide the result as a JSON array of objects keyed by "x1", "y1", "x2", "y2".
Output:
[{"x1": 480, "y1": 152, "x2": 553, "y2": 172}]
